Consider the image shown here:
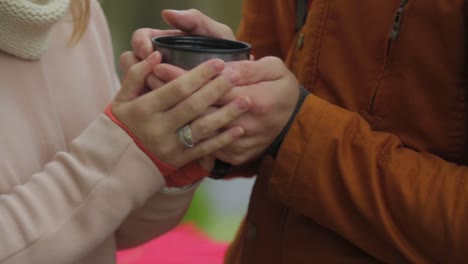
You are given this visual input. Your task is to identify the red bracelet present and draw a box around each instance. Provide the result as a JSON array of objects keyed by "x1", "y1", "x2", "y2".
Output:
[
  {"x1": 104, "y1": 105, "x2": 176, "y2": 177},
  {"x1": 105, "y1": 106, "x2": 208, "y2": 187},
  {"x1": 165, "y1": 161, "x2": 208, "y2": 187}
]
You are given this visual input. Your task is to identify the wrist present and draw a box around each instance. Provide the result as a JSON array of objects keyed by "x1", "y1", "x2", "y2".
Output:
[
  {"x1": 104, "y1": 105, "x2": 177, "y2": 177},
  {"x1": 264, "y1": 85, "x2": 309, "y2": 158},
  {"x1": 165, "y1": 161, "x2": 208, "y2": 187}
]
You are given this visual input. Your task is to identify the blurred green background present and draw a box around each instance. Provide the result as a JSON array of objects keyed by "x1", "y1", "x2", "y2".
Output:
[{"x1": 100, "y1": 0, "x2": 255, "y2": 242}]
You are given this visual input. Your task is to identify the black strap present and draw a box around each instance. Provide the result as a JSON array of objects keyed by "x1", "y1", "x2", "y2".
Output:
[
  {"x1": 263, "y1": 86, "x2": 310, "y2": 158},
  {"x1": 210, "y1": 159, "x2": 232, "y2": 179}
]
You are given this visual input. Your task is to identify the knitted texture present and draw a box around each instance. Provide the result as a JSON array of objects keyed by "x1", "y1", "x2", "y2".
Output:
[{"x1": 0, "y1": 0, "x2": 70, "y2": 60}]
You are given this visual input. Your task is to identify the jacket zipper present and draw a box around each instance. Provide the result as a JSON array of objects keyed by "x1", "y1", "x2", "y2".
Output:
[
  {"x1": 389, "y1": 0, "x2": 409, "y2": 40},
  {"x1": 369, "y1": 0, "x2": 409, "y2": 113}
]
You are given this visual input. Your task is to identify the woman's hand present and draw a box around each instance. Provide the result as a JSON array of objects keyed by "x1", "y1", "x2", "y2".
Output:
[{"x1": 111, "y1": 51, "x2": 250, "y2": 169}]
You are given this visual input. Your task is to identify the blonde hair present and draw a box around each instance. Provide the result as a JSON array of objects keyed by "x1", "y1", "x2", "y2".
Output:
[{"x1": 69, "y1": 0, "x2": 91, "y2": 45}]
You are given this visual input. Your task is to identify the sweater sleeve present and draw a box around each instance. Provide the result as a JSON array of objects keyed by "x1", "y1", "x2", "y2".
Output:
[
  {"x1": 0, "y1": 115, "x2": 167, "y2": 264},
  {"x1": 269, "y1": 95, "x2": 468, "y2": 263}
]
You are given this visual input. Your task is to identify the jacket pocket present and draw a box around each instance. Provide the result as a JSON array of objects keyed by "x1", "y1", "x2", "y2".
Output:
[{"x1": 368, "y1": 0, "x2": 411, "y2": 114}]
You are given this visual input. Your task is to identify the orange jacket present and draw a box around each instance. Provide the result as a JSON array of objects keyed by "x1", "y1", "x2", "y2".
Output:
[{"x1": 226, "y1": 0, "x2": 468, "y2": 263}]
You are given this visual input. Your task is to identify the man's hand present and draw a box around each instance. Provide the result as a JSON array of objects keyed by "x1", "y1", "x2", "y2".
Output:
[
  {"x1": 149, "y1": 56, "x2": 301, "y2": 166},
  {"x1": 132, "y1": 9, "x2": 235, "y2": 60}
]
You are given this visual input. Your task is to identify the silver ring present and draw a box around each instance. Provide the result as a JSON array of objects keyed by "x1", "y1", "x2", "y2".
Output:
[{"x1": 177, "y1": 124, "x2": 194, "y2": 148}]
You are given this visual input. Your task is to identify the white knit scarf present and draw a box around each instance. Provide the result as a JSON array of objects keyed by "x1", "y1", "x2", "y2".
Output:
[{"x1": 0, "y1": 0, "x2": 71, "y2": 60}]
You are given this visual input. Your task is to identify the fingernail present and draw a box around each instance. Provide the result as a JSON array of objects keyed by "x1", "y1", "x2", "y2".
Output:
[
  {"x1": 144, "y1": 52, "x2": 158, "y2": 63},
  {"x1": 211, "y1": 59, "x2": 225, "y2": 72},
  {"x1": 146, "y1": 74, "x2": 158, "y2": 89},
  {"x1": 224, "y1": 70, "x2": 240, "y2": 84},
  {"x1": 154, "y1": 65, "x2": 167, "y2": 77},
  {"x1": 231, "y1": 127, "x2": 244, "y2": 138},
  {"x1": 236, "y1": 97, "x2": 251, "y2": 110}
]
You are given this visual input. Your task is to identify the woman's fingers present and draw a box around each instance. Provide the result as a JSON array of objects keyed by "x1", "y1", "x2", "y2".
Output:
[
  {"x1": 153, "y1": 63, "x2": 186, "y2": 84},
  {"x1": 144, "y1": 59, "x2": 227, "y2": 112},
  {"x1": 119, "y1": 51, "x2": 140, "y2": 75},
  {"x1": 189, "y1": 96, "x2": 251, "y2": 143},
  {"x1": 114, "y1": 51, "x2": 162, "y2": 105},
  {"x1": 183, "y1": 126, "x2": 245, "y2": 162},
  {"x1": 167, "y1": 68, "x2": 240, "y2": 128}
]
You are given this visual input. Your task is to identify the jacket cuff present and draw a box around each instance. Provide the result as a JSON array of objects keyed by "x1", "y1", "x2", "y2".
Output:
[
  {"x1": 269, "y1": 95, "x2": 328, "y2": 202},
  {"x1": 264, "y1": 85, "x2": 310, "y2": 158}
]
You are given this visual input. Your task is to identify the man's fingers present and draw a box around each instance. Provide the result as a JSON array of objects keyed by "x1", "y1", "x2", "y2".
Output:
[
  {"x1": 189, "y1": 96, "x2": 251, "y2": 143},
  {"x1": 114, "y1": 51, "x2": 161, "y2": 104},
  {"x1": 228, "y1": 56, "x2": 286, "y2": 85},
  {"x1": 131, "y1": 28, "x2": 183, "y2": 59},
  {"x1": 161, "y1": 9, "x2": 235, "y2": 40}
]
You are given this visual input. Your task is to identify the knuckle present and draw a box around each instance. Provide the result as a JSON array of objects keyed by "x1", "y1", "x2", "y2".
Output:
[
  {"x1": 263, "y1": 56, "x2": 282, "y2": 65},
  {"x1": 181, "y1": 101, "x2": 202, "y2": 115},
  {"x1": 146, "y1": 74, "x2": 161, "y2": 90},
  {"x1": 171, "y1": 81, "x2": 191, "y2": 98},
  {"x1": 127, "y1": 64, "x2": 140, "y2": 79},
  {"x1": 197, "y1": 144, "x2": 212, "y2": 156},
  {"x1": 188, "y1": 8, "x2": 202, "y2": 16},
  {"x1": 198, "y1": 65, "x2": 215, "y2": 81},
  {"x1": 119, "y1": 51, "x2": 133, "y2": 70},
  {"x1": 130, "y1": 102, "x2": 151, "y2": 120},
  {"x1": 195, "y1": 123, "x2": 211, "y2": 138},
  {"x1": 131, "y1": 28, "x2": 148, "y2": 44},
  {"x1": 219, "y1": 24, "x2": 232, "y2": 36}
]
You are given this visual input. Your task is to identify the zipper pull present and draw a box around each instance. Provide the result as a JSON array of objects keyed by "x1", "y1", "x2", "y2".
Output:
[{"x1": 390, "y1": 0, "x2": 409, "y2": 40}]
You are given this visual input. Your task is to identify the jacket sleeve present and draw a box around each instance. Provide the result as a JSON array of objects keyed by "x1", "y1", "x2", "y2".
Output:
[
  {"x1": 269, "y1": 95, "x2": 468, "y2": 263},
  {"x1": 0, "y1": 116, "x2": 167, "y2": 264}
]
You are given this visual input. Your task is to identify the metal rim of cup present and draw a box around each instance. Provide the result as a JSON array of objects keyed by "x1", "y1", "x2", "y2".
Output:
[{"x1": 152, "y1": 35, "x2": 251, "y2": 55}]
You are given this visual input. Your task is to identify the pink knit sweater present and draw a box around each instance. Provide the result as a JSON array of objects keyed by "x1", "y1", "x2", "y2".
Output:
[{"x1": 0, "y1": 1, "x2": 196, "y2": 263}]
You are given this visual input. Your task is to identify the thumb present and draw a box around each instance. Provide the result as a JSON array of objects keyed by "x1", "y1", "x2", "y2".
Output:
[
  {"x1": 161, "y1": 9, "x2": 235, "y2": 40},
  {"x1": 114, "y1": 51, "x2": 161, "y2": 105}
]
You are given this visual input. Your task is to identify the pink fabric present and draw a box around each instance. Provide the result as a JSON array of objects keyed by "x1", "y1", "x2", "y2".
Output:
[{"x1": 117, "y1": 223, "x2": 229, "y2": 264}]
